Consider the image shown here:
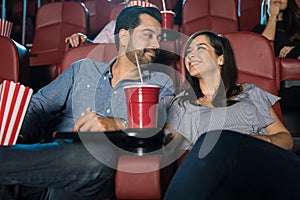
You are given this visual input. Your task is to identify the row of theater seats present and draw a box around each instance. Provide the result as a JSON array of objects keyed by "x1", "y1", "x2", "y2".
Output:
[
  {"x1": 1, "y1": 18, "x2": 300, "y2": 200},
  {"x1": 4, "y1": 0, "x2": 298, "y2": 87}
]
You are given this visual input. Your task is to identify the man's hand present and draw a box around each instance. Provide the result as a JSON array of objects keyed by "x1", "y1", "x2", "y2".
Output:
[
  {"x1": 65, "y1": 33, "x2": 87, "y2": 48},
  {"x1": 72, "y1": 108, "x2": 127, "y2": 132}
]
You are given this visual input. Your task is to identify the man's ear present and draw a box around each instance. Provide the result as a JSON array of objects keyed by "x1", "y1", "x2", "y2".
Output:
[{"x1": 119, "y1": 29, "x2": 130, "y2": 48}]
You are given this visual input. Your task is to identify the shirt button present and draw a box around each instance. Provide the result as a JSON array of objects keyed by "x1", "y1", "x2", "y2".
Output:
[
  {"x1": 103, "y1": 77, "x2": 107, "y2": 80},
  {"x1": 86, "y1": 84, "x2": 90, "y2": 88},
  {"x1": 113, "y1": 91, "x2": 117, "y2": 94},
  {"x1": 106, "y1": 109, "x2": 110, "y2": 113}
]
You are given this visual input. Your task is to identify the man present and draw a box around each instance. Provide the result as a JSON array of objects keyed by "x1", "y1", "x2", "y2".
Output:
[{"x1": 0, "y1": 6, "x2": 174, "y2": 200}]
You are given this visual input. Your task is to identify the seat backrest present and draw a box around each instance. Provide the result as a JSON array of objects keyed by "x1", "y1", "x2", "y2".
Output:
[
  {"x1": 30, "y1": 1, "x2": 89, "y2": 66},
  {"x1": 109, "y1": 3, "x2": 125, "y2": 21},
  {"x1": 0, "y1": 36, "x2": 29, "y2": 84},
  {"x1": 82, "y1": 0, "x2": 122, "y2": 39},
  {"x1": 238, "y1": 0, "x2": 262, "y2": 31},
  {"x1": 58, "y1": 43, "x2": 118, "y2": 75},
  {"x1": 224, "y1": 31, "x2": 282, "y2": 120},
  {"x1": 182, "y1": 0, "x2": 239, "y2": 36}
]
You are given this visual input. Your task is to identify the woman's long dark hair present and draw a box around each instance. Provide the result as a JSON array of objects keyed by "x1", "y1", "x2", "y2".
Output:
[
  {"x1": 283, "y1": 0, "x2": 300, "y2": 41},
  {"x1": 179, "y1": 31, "x2": 242, "y2": 107}
]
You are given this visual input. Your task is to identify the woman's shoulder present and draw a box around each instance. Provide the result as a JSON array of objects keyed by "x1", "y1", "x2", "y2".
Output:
[
  {"x1": 236, "y1": 83, "x2": 279, "y2": 105},
  {"x1": 235, "y1": 83, "x2": 264, "y2": 100}
]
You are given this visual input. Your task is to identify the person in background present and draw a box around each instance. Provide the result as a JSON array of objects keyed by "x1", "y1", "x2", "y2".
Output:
[
  {"x1": 0, "y1": 6, "x2": 174, "y2": 200},
  {"x1": 163, "y1": 31, "x2": 300, "y2": 200},
  {"x1": 253, "y1": 0, "x2": 300, "y2": 59},
  {"x1": 65, "y1": 0, "x2": 158, "y2": 47}
]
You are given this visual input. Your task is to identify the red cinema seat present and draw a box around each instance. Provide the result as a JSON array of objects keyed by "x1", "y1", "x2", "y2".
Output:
[
  {"x1": 238, "y1": 0, "x2": 262, "y2": 31},
  {"x1": 30, "y1": 1, "x2": 89, "y2": 68},
  {"x1": 224, "y1": 31, "x2": 283, "y2": 121},
  {"x1": 0, "y1": 36, "x2": 29, "y2": 85},
  {"x1": 181, "y1": 0, "x2": 239, "y2": 36}
]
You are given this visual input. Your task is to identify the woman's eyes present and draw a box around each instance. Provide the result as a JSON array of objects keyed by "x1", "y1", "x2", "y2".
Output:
[
  {"x1": 187, "y1": 46, "x2": 205, "y2": 54},
  {"x1": 197, "y1": 46, "x2": 205, "y2": 51}
]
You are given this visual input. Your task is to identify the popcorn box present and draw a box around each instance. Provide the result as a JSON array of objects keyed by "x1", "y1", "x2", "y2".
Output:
[
  {"x1": 0, "y1": 80, "x2": 33, "y2": 145},
  {"x1": 0, "y1": 18, "x2": 13, "y2": 37}
]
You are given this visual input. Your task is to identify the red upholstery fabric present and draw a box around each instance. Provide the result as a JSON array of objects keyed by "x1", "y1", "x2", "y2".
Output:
[
  {"x1": 115, "y1": 155, "x2": 161, "y2": 200},
  {"x1": 109, "y1": 3, "x2": 125, "y2": 21},
  {"x1": 182, "y1": 0, "x2": 239, "y2": 36},
  {"x1": 238, "y1": 0, "x2": 262, "y2": 31},
  {"x1": 280, "y1": 58, "x2": 300, "y2": 88},
  {"x1": 0, "y1": 36, "x2": 29, "y2": 84},
  {"x1": 224, "y1": 31, "x2": 282, "y2": 120},
  {"x1": 57, "y1": 43, "x2": 117, "y2": 75},
  {"x1": 280, "y1": 58, "x2": 300, "y2": 82},
  {"x1": 82, "y1": 0, "x2": 122, "y2": 39},
  {"x1": 30, "y1": 2, "x2": 89, "y2": 67}
]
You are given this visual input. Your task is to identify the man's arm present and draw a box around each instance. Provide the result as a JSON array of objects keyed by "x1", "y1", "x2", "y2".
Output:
[{"x1": 21, "y1": 64, "x2": 75, "y2": 142}]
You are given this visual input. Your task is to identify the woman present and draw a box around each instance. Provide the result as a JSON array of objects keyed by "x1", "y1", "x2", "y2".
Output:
[
  {"x1": 164, "y1": 31, "x2": 300, "y2": 200},
  {"x1": 253, "y1": 0, "x2": 300, "y2": 59}
]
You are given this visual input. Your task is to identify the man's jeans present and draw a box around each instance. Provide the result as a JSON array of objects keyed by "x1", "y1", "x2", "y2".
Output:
[{"x1": 0, "y1": 140, "x2": 115, "y2": 200}]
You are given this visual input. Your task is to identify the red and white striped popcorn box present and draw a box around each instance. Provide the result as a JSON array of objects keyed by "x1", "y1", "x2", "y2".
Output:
[
  {"x1": 128, "y1": 1, "x2": 156, "y2": 7},
  {"x1": 0, "y1": 18, "x2": 13, "y2": 37},
  {"x1": 0, "y1": 80, "x2": 33, "y2": 145}
]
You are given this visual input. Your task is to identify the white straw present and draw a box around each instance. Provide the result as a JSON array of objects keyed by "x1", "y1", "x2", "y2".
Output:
[
  {"x1": 134, "y1": 53, "x2": 144, "y2": 83},
  {"x1": 162, "y1": 0, "x2": 166, "y2": 11}
]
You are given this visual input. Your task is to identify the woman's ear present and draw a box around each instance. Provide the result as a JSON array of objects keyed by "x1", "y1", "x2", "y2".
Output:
[
  {"x1": 119, "y1": 29, "x2": 130, "y2": 48},
  {"x1": 218, "y1": 55, "x2": 224, "y2": 66}
]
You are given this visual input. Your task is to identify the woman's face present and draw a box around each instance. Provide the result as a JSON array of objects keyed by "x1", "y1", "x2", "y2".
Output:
[
  {"x1": 269, "y1": 0, "x2": 288, "y2": 11},
  {"x1": 185, "y1": 35, "x2": 223, "y2": 79}
]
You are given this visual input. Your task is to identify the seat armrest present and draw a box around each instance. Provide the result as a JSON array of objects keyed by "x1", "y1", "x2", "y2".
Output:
[{"x1": 115, "y1": 155, "x2": 161, "y2": 200}]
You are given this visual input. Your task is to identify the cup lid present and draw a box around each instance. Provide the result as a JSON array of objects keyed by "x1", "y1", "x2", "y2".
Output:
[
  {"x1": 160, "y1": 10, "x2": 175, "y2": 14},
  {"x1": 123, "y1": 84, "x2": 160, "y2": 89}
]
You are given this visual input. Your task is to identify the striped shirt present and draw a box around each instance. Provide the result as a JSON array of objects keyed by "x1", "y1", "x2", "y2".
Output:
[{"x1": 167, "y1": 83, "x2": 279, "y2": 150}]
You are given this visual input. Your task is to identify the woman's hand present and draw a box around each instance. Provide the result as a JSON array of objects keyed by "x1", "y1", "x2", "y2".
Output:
[
  {"x1": 251, "y1": 134, "x2": 272, "y2": 143},
  {"x1": 72, "y1": 108, "x2": 127, "y2": 132},
  {"x1": 65, "y1": 33, "x2": 87, "y2": 48},
  {"x1": 268, "y1": 3, "x2": 280, "y2": 20},
  {"x1": 279, "y1": 46, "x2": 296, "y2": 58}
]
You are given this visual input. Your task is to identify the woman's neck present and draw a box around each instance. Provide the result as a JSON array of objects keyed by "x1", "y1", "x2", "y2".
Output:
[{"x1": 199, "y1": 72, "x2": 221, "y2": 98}]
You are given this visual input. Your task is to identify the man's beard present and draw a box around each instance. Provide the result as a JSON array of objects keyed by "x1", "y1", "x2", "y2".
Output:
[{"x1": 126, "y1": 48, "x2": 159, "y2": 66}]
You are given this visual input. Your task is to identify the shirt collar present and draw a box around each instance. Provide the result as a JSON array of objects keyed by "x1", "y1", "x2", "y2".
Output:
[{"x1": 103, "y1": 57, "x2": 151, "y2": 79}]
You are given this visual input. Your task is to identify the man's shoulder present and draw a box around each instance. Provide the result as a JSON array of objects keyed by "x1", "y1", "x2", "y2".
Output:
[{"x1": 71, "y1": 58, "x2": 110, "y2": 74}]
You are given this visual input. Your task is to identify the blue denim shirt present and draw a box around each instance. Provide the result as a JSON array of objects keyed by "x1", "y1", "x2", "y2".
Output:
[{"x1": 21, "y1": 58, "x2": 174, "y2": 139}]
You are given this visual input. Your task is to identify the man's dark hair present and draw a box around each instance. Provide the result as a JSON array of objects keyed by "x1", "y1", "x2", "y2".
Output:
[{"x1": 114, "y1": 6, "x2": 162, "y2": 50}]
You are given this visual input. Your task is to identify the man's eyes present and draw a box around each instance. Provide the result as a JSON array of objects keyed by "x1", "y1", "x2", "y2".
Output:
[
  {"x1": 144, "y1": 33, "x2": 153, "y2": 39},
  {"x1": 143, "y1": 33, "x2": 161, "y2": 42}
]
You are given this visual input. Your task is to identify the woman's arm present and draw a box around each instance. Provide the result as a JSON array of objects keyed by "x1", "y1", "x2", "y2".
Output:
[
  {"x1": 254, "y1": 107, "x2": 293, "y2": 150},
  {"x1": 261, "y1": 4, "x2": 280, "y2": 40}
]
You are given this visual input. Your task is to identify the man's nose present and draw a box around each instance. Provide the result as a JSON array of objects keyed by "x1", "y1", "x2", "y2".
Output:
[{"x1": 150, "y1": 37, "x2": 160, "y2": 48}]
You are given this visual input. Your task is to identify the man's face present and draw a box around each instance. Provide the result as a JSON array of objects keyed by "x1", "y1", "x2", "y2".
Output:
[{"x1": 126, "y1": 14, "x2": 162, "y2": 65}]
